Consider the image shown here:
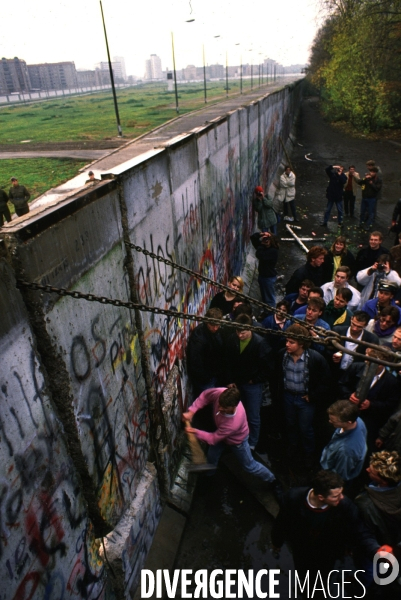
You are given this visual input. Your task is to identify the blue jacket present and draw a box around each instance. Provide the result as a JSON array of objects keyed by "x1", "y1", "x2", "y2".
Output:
[
  {"x1": 298, "y1": 316, "x2": 330, "y2": 353},
  {"x1": 320, "y1": 418, "x2": 367, "y2": 481},
  {"x1": 361, "y1": 298, "x2": 401, "y2": 324}
]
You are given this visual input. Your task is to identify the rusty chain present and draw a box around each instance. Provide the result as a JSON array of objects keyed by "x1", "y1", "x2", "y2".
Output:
[
  {"x1": 16, "y1": 279, "x2": 401, "y2": 368},
  {"x1": 124, "y1": 240, "x2": 331, "y2": 338}
]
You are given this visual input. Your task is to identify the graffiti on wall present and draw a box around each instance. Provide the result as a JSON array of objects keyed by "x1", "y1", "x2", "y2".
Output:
[
  {"x1": 66, "y1": 302, "x2": 149, "y2": 526},
  {"x1": 0, "y1": 334, "x2": 112, "y2": 600}
]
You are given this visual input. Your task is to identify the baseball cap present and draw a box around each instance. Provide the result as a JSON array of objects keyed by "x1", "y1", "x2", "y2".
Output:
[{"x1": 255, "y1": 186, "x2": 264, "y2": 194}]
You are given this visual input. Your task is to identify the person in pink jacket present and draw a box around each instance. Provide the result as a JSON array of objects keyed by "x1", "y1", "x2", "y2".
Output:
[{"x1": 183, "y1": 387, "x2": 281, "y2": 497}]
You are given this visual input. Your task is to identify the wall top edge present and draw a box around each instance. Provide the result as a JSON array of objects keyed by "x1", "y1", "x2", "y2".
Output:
[{"x1": 1, "y1": 180, "x2": 117, "y2": 242}]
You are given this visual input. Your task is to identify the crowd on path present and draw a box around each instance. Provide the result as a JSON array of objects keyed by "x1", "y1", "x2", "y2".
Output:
[{"x1": 184, "y1": 161, "x2": 401, "y2": 598}]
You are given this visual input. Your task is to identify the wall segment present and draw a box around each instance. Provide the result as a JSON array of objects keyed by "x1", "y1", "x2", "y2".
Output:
[{"x1": 0, "y1": 80, "x2": 302, "y2": 598}]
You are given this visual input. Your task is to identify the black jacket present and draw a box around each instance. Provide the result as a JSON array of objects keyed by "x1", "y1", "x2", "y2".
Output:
[
  {"x1": 354, "y1": 175, "x2": 382, "y2": 199},
  {"x1": 225, "y1": 332, "x2": 271, "y2": 386},
  {"x1": 355, "y1": 244, "x2": 390, "y2": 275},
  {"x1": 340, "y1": 364, "x2": 400, "y2": 431},
  {"x1": 322, "y1": 249, "x2": 356, "y2": 283},
  {"x1": 325, "y1": 165, "x2": 347, "y2": 201},
  {"x1": 285, "y1": 262, "x2": 325, "y2": 295},
  {"x1": 271, "y1": 487, "x2": 378, "y2": 567},
  {"x1": 0, "y1": 189, "x2": 9, "y2": 210},
  {"x1": 250, "y1": 232, "x2": 278, "y2": 277},
  {"x1": 275, "y1": 347, "x2": 331, "y2": 404},
  {"x1": 186, "y1": 323, "x2": 224, "y2": 385},
  {"x1": 332, "y1": 326, "x2": 379, "y2": 362}
]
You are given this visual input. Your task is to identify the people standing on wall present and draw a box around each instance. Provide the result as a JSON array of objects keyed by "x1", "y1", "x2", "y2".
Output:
[
  {"x1": 252, "y1": 186, "x2": 277, "y2": 234},
  {"x1": 0, "y1": 188, "x2": 11, "y2": 227},
  {"x1": 85, "y1": 170, "x2": 101, "y2": 184},
  {"x1": 343, "y1": 165, "x2": 360, "y2": 218},
  {"x1": 322, "y1": 235, "x2": 356, "y2": 283},
  {"x1": 8, "y1": 177, "x2": 30, "y2": 217},
  {"x1": 321, "y1": 165, "x2": 347, "y2": 228},
  {"x1": 250, "y1": 231, "x2": 279, "y2": 307},
  {"x1": 276, "y1": 165, "x2": 298, "y2": 222},
  {"x1": 209, "y1": 276, "x2": 244, "y2": 316}
]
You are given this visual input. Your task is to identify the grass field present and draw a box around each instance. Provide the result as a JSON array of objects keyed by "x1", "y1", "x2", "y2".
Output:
[
  {"x1": 0, "y1": 158, "x2": 88, "y2": 213},
  {"x1": 0, "y1": 79, "x2": 268, "y2": 208},
  {"x1": 0, "y1": 80, "x2": 258, "y2": 144}
]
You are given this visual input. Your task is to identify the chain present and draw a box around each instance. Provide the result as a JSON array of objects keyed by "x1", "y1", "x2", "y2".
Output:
[
  {"x1": 16, "y1": 280, "x2": 318, "y2": 345},
  {"x1": 124, "y1": 241, "x2": 331, "y2": 339}
]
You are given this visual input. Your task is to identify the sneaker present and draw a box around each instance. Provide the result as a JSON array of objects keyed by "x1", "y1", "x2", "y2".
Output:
[
  {"x1": 283, "y1": 216, "x2": 290, "y2": 221},
  {"x1": 287, "y1": 217, "x2": 294, "y2": 222}
]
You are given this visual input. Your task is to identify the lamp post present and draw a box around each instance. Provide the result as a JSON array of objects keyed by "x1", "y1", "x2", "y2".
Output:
[
  {"x1": 99, "y1": 0, "x2": 122, "y2": 137},
  {"x1": 225, "y1": 51, "x2": 229, "y2": 97},
  {"x1": 202, "y1": 45, "x2": 207, "y2": 103},
  {"x1": 171, "y1": 32, "x2": 179, "y2": 113},
  {"x1": 249, "y1": 49, "x2": 253, "y2": 90},
  {"x1": 235, "y1": 43, "x2": 242, "y2": 95}
]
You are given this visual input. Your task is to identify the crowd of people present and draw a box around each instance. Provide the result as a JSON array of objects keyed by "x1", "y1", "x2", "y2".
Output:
[{"x1": 184, "y1": 165, "x2": 401, "y2": 596}]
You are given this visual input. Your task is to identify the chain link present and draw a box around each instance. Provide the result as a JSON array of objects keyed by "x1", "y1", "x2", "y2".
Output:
[
  {"x1": 16, "y1": 279, "x2": 401, "y2": 367},
  {"x1": 124, "y1": 241, "x2": 332, "y2": 339}
]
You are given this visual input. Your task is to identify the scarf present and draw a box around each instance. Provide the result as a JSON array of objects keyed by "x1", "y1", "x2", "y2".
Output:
[
  {"x1": 373, "y1": 319, "x2": 397, "y2": 339},
  {"x1": 324, "y1": 301, "x2": 349, "y2": 327}
]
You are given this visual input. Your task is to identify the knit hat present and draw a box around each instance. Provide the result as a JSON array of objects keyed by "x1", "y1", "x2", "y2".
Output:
[{"x1": 255, "y1": 186, "x2": 264, "y2": 194}]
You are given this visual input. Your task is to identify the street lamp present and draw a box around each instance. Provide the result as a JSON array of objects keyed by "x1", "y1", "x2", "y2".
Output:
[
  {"x1": 235, "y1": 43, "x2": 242, "y2": 94},
  {"x1": 202, "y1": 45, "x2": 207, "y2": 103},
  {"x1": 225, "y1": 51, "x2": 229, "y2": 97},
  {"x1": 171, "y1": 32, "x2": 179, "y2": 113},
  {"x1": 99, "y1": 0, "x2": 122, "y2": 137}
]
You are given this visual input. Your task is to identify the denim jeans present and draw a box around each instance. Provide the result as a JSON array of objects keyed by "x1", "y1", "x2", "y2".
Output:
[
  {"x1": 258, "y1": 275, "x2": 277, "y2": 307},
  {"x1": 359, "y1": 197, "x2": 376, "y2": 228},
  {"x1": 239, "y1": 383, "x2": 263, "y2": 448},
  {"x1": 207, "y1": 438, "x2": 275, "y2": 482},
  {"x1": 324, "y1": 198, "x2": 344, "y2": 225},
  {"x1": 284, "y1": 391, "x2": 315, "y2": 454}
]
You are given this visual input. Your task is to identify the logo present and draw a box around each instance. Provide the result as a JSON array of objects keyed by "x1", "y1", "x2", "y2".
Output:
[{"x1": 373, "y1": 550, "x2": 399, "y2": 586}]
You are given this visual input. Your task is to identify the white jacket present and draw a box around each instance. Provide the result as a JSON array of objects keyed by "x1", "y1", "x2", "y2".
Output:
[
  {"x1": 356, "y1": 267, "x2": 401, "y2": 308},
  {"x1": 321, "y1": 281, "x2": 361, "y2": 311},
  {"x1": 275, "y1": 171, "x2": 296, "y2": 203}
]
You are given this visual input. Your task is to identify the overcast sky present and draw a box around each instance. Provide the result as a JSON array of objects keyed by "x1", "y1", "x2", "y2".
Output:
[{"x1": 1, "y1": 0, "x2": 322, "y2": 76}]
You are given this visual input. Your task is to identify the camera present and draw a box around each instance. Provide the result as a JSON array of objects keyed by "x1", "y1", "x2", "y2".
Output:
[{"x1": 377, "y1": 263, "x2": 386, "y2": 272}]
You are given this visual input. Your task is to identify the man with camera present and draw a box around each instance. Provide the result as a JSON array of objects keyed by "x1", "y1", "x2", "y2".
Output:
[
  {"x1": 357, "y1": 258, "x2": 401, "y2": 312},
  {"x1": 354, "y1": 166, "x2": 382, "y2": 231},
  {"x1": 250, "y1": 230, "x2": 279, "y2": 306}
]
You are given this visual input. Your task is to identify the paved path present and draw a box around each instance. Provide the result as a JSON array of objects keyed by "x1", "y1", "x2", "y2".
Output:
[
  {"x1": 6, "y1": 76, "x2": 300, "y2": 212},
  {"x1": 0, "y1": 150, "x2": 110, "y2": 160}
]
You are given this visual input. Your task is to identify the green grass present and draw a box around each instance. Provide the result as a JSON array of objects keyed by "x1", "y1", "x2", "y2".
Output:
[
  {"x1": 0, "y1": 158, "x2": 87, "y2": 212},
  {"x1": 0, "y1": 80, "x2": 261, "y2": 144}
]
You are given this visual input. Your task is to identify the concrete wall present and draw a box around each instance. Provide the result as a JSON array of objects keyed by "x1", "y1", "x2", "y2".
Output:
[{"x1": 0, "y1": 80, "x2": 302, "y2": 599}]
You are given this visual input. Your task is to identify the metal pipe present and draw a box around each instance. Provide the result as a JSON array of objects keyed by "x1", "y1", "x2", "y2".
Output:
[{"x1": 285, "y1": 224, "x2": 309, "y2": 253}]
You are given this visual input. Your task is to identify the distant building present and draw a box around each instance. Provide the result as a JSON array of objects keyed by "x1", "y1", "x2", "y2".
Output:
[
  {"x1": 145, "y1": 54, "x2": 162, "y2": 80},
  {"x1": 182, "y1": 65, "x2": 197, "y2": 81},
  {"x1": 113, "y1": 56, "x2": 127, "y2": 81},
  {"x1": 95, "y1": 61, "x2": 124, "y2": 83},
  {"x1": 76, "y1": 70, "x2": 98, "y2": 87},
  {"x1": 0, "y1": 57, "x2": 31, "y2": 94},
  {"x1": 27, "y1": 62, "x2": 78, "y2": 90},
  {"x1": 208, "y1": 64, "x2": 224, "y2": 79}
]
